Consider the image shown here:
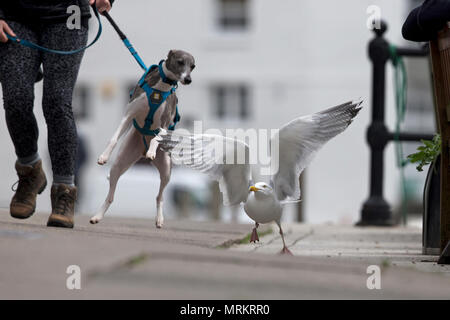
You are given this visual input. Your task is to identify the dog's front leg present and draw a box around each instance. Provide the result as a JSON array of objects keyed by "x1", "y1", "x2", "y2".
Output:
[
  {"x1": 98, "y1": 114, "x2": 133, "y2": 165},
  {"x1": 146, "y1": 133, "x2": 163, "y2": 160},
  {"x1": 91, "y1": 129, "x2": 143, "y2": 224},
  {"x1": 98, "y1": 94, "x2": 145, "y2": 166},
  {"x1": 98, "y1": 115, "x2": 132, "y2": 165}
]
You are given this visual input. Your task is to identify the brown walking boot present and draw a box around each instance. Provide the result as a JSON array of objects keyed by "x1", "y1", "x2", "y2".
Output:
[
  {"x1": 10, "y1": 160, "x2": 47, "y2": 219},
  {"x1": 47, "y1": 184, "x2": 77, "y2": 228}
]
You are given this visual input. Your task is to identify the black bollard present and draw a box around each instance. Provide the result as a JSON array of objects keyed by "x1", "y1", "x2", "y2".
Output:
[
  {"x1": 358, "y1": 22, "x2": 396, "y2": 226},
  {"x1": 358, "y1": 21, "x2": 431, "y2": 226}
]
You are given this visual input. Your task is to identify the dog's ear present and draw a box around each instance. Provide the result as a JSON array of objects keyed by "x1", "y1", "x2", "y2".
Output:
[{"x1": 168, "y1": 50, "x2": 177, "y2": 59}]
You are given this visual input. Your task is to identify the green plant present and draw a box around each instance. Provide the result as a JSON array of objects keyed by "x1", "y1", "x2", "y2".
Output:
[
  {"x1": 407, "y1": 134, "x2": 441, "y2": 172},
  {"x1": 216, "y1": 227, "x2": 273, "y2": 249}
]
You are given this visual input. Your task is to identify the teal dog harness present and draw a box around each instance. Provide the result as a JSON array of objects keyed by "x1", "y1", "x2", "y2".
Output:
[{"x1": 131, "y1": 60, "x2": 181, "y2": 151}]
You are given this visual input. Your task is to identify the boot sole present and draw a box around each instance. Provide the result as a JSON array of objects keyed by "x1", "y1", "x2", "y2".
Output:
[
  {"x1": 47, "y1": 214, "x2": 74, "y2": 229},
  {"x1": 10, "y1": 179, "x2": 47, "y2": 220}
]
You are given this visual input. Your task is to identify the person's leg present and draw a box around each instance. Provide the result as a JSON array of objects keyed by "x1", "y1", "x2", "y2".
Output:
[
  {"x1": 0, "y1": 21, "x2": 42, "y2": 164},
  {"x1": 40, "y1": 22, "x2": 88, "y2": 228},
  {"x1": 40, "y1": 23, "x2": 88, "y2": 186},
  {"x1": 0, "y1": 21, "x2": 47, "y2": 219}
]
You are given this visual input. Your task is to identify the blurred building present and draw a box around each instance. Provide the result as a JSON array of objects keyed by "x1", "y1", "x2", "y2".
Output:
[{"x1": 0, "y1": 0, "x2": 429, "y2": 224}]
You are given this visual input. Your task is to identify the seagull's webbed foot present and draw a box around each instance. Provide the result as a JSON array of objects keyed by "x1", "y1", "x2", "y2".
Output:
[
  {"x1": 278, "y1": 223, "x2": 294, "y2": 256},
  {"x1": 280, "y1": 246, "x2": 293, "y2": 255},
  {"x1": 250, "y1": 222, "x2": 259, "y2": 243}
]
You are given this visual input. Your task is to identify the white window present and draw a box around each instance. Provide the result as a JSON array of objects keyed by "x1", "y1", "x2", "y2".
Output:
[
  {"x1": 217, "y1": 0, "x2": 249, "y2": 30},
  {"x1": 212, "y1": 84, "x2": 250, "y2": 120}
]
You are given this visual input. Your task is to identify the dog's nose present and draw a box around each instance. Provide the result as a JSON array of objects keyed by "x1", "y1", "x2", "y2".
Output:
[{"x1": 184, "y1": 77, "x2": 192, "y2": 84}]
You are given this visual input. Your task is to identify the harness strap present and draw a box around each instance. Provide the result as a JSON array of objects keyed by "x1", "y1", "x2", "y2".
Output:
[
  {"x1": 135, "y1": 60, "x2": 177, "y2": 88},
  {"x1": 157, "y1": 60, "x2": 178, "y2": 86},
  {"x1": 133, "y1": 119, "x2": 160, "y2": 151},
  {"x1": 138, "y1": 64, "x2": 158, "y2": 88},
  {"x1": 132, "y1": 75, "x2": 179, "y2": 151},
  {"x1": 130, "y1": 61, "x2": 180, "y2": 151},
  {"x1": 168, "y1": 105, "x2": 181, "y2": 131},
  {"x1": 6, "y1": 5, "x2": 102, "y2": 55}
]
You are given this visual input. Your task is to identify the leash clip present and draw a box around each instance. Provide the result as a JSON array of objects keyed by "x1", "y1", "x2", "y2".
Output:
[{"x1": 6, "y1": 34, "x2": 20, "y2": 43}]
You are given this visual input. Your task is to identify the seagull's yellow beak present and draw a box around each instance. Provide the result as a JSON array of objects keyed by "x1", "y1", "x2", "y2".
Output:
[{"x1": 249, "y1": 186, "x2": 259, "y2": 192}]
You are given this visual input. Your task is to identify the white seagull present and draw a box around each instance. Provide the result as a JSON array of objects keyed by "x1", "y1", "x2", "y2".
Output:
[{"x1": 157, "y1": 100, "x2": 363, "y2": 254}]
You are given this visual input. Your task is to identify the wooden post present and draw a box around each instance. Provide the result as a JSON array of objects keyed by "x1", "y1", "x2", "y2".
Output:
[
  {"x1": 296, "y1": 172, "x2": 305, "y2": 222},
  {"x1": 211, "y1": 181, "x2": 221, "y2": 221},
  {"x1": 430, "y1": 23, "x2": 450, "y2": 254}
]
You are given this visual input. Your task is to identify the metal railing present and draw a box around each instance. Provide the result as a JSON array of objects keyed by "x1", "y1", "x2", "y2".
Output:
[{"x1": 358, "y1": 21, "x2": 434, "y2": 226}]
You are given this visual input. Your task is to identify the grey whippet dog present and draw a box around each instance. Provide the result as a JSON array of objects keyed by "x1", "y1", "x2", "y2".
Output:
[{"x1": 90, "y1": 50, "x2": 195, "y2": 227}]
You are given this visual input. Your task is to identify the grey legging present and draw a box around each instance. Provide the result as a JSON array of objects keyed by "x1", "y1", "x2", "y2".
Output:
[{"x1": 0, "y1": 20, "x2": 88, "y2": 178}]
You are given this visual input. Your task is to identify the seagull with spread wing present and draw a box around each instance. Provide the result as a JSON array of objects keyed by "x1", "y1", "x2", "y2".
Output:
[{"x1": 157, "y1": 100, "x2": 363, "y2": 255}]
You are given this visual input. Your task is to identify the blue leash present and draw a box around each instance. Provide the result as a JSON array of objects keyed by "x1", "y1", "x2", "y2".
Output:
[
  {"x1": 101, "y1": 11, "x2": 147, "y2": 71},
  {"x1": 6, "y1": 4, "x2": 102, "y2": 55},
  {"x1": 6, "y1": 3, "x2": 147, "y2": 72}
]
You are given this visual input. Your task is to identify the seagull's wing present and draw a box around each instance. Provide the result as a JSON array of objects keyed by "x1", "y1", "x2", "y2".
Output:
[
  {"x1": 271, "y1": 99, "x2": 363, "y2": 201},
  {"x1": 158, "y1": 130, "x2": 251, "y2": 206}
]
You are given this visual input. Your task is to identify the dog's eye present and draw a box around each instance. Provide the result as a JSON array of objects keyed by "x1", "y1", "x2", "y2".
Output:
[
  {"x1": 191, "y1": 64, "x2": 196, "y2": 70},
  {"x1": 177, "y1": 60, "x2": 184, "y2": 66}
]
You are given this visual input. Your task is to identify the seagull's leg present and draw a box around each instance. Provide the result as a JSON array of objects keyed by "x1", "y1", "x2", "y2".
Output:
[
  {"x1": 277, "y1": 222, "x2": 293, "y2": 255},
  {"x1": 250, "y1": 222, "x2": 259, "y2": 243}
]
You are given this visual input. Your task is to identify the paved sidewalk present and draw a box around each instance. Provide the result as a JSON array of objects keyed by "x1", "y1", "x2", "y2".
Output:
[
  {"x1": 1, "y1": 210, "x2": 450, "y2": 299},
  {"x1": 231, "y1": 223, "x2": 450, "y2": 274}
]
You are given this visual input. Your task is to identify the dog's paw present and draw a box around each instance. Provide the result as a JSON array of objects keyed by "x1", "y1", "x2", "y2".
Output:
[
  {"x1": 146, "y1": 151, "x2": 156, "y2": 161},
  {"x1": 155, "y1": 217, "x2": 164, "y2": 229},
  {"x1": 90, "y1": 215, "x2": 103, "y2": 224},
  {"x1": 97, "y1": 154, "x2": 108, "y2": 165}
]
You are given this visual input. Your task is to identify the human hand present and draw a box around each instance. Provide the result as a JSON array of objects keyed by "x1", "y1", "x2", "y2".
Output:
[
  {"x1": 89, "y1": 0, "x2": 112, "y2": 13},
  {"x1": 0, "y1": 20, "x2": 16, "y2": 43}
]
